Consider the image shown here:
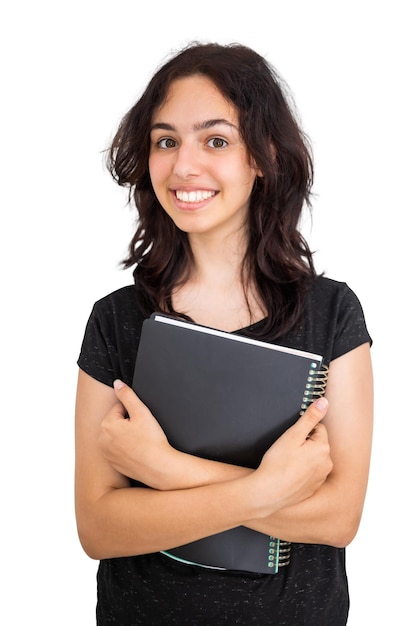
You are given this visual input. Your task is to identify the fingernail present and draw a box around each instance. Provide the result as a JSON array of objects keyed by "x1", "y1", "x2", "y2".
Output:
[
  {"x1": 113, "y1": 379, "x2": 125, "y2": 391},
  {"x1": 315, "y1": 397, "x2": 328, "y2": 411}
]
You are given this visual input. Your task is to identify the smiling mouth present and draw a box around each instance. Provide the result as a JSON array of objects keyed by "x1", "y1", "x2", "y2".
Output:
[{"x1": 175, "y1": 190, "x2": 217, "y2": 203}]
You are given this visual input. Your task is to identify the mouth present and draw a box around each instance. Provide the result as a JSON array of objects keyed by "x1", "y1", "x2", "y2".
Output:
[{"x1": 174, "y1": 190, "x2": 217, "y2": 204}]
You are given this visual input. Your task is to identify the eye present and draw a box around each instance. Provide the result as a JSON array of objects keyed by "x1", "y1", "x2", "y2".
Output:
[
  {"x1": 207, "y1": 137, "x2": 228, "y2": 149},
  {"x1": 157, "y1": 137, "x2": 177, "y2": 149}
]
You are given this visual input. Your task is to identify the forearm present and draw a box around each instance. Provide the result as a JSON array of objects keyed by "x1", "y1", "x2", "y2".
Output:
[
  {"x1": 95, "y1": 405, "x2": 342, "y2": 549},
  {"x1": 78, "y1": 476, "x2": 260, "y2": 560},
  {"x1": 77, "y1": 441, "x2": 330, "y2": 560},
  {"x1": 245, "y1": 345, "x2": 374, "y2": 548},
  {"x1": 163, "y1": 456, "x2": 360, "y2": 548},
  {"x1": 245, "y1": 475, "x2": 364, "y2": 548},
  {"x1": 139, "y1": 448, "x2": 253, "y2": 490},
  {"x1": 77, "y1": 371, "x2": 335, "y2": 559}
]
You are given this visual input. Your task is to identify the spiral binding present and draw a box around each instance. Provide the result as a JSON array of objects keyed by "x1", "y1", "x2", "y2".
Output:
[
  {"x1": 299, "y1": 363, "x2": 329, "y2": 415},
  {"x1": 277, "y1": 540, "x2": 291, "y2": 567},
  {"x1": 267, "y1": 538, "x2": 292, "y2": 570},
  {"x1": 267, "y1": 363, "x2": 329, "y2": 572}
]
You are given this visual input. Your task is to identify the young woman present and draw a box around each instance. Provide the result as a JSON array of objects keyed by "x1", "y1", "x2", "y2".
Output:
[{"x1": 75, "y1": 42, "x2": 373, "y2": 625}]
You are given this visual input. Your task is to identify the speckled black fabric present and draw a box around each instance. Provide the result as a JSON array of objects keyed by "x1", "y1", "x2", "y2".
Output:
[{"x1": 77, "y1": 276, "x2": 371, "y2": 625}]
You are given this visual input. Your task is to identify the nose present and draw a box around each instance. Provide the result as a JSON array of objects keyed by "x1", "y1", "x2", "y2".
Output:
[{"x1": 173, "y1": 142, "x2": 201, "y2": 179}]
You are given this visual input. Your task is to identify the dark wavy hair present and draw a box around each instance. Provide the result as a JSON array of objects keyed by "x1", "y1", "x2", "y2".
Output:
[{"x1": 107, "y1": 42, "x2": 317, "y2": 339}]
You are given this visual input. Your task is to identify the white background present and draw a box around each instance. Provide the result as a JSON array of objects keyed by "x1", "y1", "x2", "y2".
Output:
[{"x1": 1, "y1": 1, "x2": 416, "y2": 624}]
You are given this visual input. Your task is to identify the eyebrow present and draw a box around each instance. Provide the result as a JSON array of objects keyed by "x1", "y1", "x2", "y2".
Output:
[{"x1": 150, "y1": 119, "x2": 238, "y2": 133}]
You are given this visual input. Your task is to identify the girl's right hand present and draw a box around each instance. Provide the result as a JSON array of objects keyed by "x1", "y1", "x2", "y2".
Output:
[{"x1": 251, "y1": 398, "x2": 333, "y2": 516}]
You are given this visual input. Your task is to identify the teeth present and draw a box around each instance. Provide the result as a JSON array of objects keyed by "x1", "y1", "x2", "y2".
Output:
[{"x1": 175, "y1": 190, "x2": 215, "y2": 203}]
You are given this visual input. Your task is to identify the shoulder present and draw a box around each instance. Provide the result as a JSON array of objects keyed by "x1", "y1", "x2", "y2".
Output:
[
  {"x1": 306, "y1": 275, "x2": 372, "y2": 361},
  {"x1": 307, "y1": 276, "x2": 368, "y2": 319},
  {"x1": 276, "y1": 276, "x2": 371, "y2": 364},
  {"x1": 88, "y1": 283, "x2": 146, "y2": 355},
  {"x1": 91, "y1": 284, "x2": 138, "y2": 315},
  {"x1": 78, "y1": 284, "x2": 146, "y2": 386},
  {"x1": 309, "y1": 275, "x2": 356, "y2": 301},
  {"x1": 88, "y1": 284, "x2": 145, "y2": 329}
]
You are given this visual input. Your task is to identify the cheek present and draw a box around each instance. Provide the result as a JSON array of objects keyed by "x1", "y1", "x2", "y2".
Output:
[
  {"x1": 235, "y1": 169, "x2": 258, "y2": 196},
  {"x1": 148, "y1": 160, "x2": 172, "y2": 212},
  {"x1": 148, "y1": 156, "x2": 160, "y2": 187},
  {"x1": 226, "y1": 155, "x2": 258, "y2": 188},
  {"x1": 149, "y1": 174, "x2": 170, "y2": 211}
]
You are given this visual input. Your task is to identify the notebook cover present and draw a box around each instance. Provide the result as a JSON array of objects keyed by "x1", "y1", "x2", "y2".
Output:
[
  {"x1": 132, "y1": 314, "x2": 323, "y2": 573},
  {"x1": 133, "y1": 314, "x2": 322, "y2": 468}
]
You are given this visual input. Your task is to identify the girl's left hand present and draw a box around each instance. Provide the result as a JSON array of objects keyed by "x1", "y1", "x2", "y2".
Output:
[{"x1": 98, "y1": 379, "x2": 181, "y2": 488}]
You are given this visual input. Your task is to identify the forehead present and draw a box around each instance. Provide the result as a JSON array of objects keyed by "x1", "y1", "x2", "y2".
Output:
[{"x1": 152, "y1": 75, "x2": 238, "y2": 125}]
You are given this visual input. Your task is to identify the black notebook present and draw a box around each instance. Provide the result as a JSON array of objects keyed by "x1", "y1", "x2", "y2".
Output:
[{"x1": 132, "y1": 313, "x2": 327, "y2": 574}]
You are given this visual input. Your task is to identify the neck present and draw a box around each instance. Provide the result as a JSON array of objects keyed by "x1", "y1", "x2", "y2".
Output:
[
  {"x1": 171, "y1": 229, "x2": 266, "y2": 332},
  {"x1": 187, "y1": 227, "x2": 248, "y2": 286}
]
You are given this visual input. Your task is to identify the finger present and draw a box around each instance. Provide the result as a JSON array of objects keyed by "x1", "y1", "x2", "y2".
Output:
[
  {"x1": 294, "y1": 397, "x2": 329, "y2": 440},
  {"x1": 108, "y1": 401, "x2": 128, "y2": 420},
  {"x1": 113, "y1": 379, "x2": 145, "y2": 418},
  {"x1": 100, "y1": 401, "x2": 127, "y2": 426}
]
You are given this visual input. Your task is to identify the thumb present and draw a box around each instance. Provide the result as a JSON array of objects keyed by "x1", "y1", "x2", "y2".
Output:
[
  {"x1": 294, "y1": 397, "x2": 329, "y2": 440},
  {"x1": 113, "y1": 379, "x2": 141, "y2": 417}
]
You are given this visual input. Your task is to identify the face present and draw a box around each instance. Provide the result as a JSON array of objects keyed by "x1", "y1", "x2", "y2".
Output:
[{"x1": 148, "y1": 75, "x2": 260, "y2": 241}]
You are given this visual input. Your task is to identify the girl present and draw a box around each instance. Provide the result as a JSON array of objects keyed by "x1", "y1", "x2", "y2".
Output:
[{"x1": 75, "y1": 42, "x2": 373, "y2": 625}]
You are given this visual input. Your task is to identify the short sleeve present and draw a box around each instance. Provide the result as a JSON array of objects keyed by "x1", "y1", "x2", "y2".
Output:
[
  {"x1": 77, "y1": 286, "x2": 145, "y2": 387},
  {"x1": 77, "y1": 303, "x2": 119, "y2": 387},
  {"x1": 331, "y1": 284, "x2": 372, "y2": 360}
]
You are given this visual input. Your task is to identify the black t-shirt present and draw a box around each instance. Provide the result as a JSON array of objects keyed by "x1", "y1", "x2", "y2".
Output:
[{"x1": 77, "y1": 276, "x2": 371, "y2": 626}]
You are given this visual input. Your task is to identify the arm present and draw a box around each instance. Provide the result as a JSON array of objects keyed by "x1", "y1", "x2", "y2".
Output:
[
  {"x1": 97, "y1": 378, "x2": 252, "y2": 490},
  {"x1": 246, "y1": 342, "x2": 374, "y2": 547},
  {"x1": 94, "y1": 342, "x2": 373, "y2": 548},
  {"x1": 75, "y1": 369, "x2": 331, "y2": 560}
]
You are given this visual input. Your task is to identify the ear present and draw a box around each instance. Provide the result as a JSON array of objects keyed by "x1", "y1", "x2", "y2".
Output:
[
  {"x1": 250, "y1": 158, "x2": 264, "y2": 178},
  {"x1": 252, "y1": 141, "x2": 276, "y2": 178}
]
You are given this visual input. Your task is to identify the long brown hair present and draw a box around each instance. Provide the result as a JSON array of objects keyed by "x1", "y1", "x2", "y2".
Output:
[{"x1": 107, "y1": 42, "x2": 317, "y2": 339}]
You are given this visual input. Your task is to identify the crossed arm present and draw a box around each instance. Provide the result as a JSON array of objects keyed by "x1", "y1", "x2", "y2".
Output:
[{"x1": 74, "y1": 343, "x2": 373, "y2": 560}]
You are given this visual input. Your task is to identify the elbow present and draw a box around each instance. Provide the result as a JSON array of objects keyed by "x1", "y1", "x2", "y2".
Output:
[
  {"x1": 327, "y1": 511, "x2": 362, "y2": 549},
  {"x1": 78, "y1": 527, "x2": 120, "y2": 561},
  {"x1": 77, "y1": 523, "x2": 104, "y2": 560},
  {"x1": 76, "y1": 507, "x2": 114, "y2": 560},
  {"x1": 80, "y1": 542, "x2": 101, "y2": 561},
  {"x1": 75, "y1": 494, "x2": 119, "y2": 560},
  {"x1": 76, "y1": 512, "x2": 149, "y2": 561},
  {"x1": 329, "y1": 530, "x2": 357, "y2": 549},
  {"x1": 79, "y1": 541, "x2": 102, "y2": 561}
]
